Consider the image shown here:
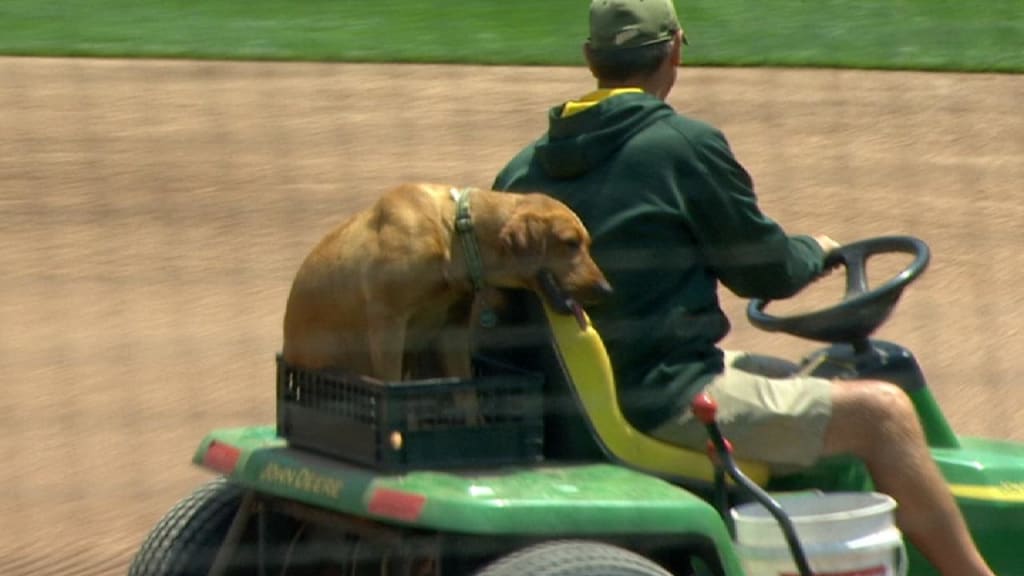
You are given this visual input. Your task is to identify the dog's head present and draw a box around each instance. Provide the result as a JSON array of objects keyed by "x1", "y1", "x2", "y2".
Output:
[{"x1": 497, "y1": 193, "x2": 612, "y2": 304}]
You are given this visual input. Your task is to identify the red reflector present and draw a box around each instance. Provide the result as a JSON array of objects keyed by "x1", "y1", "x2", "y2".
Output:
[
  {"x1": 367, "y1": 488, "x2": 426, "y2": 522},
  {"x1": 203, "y1": 441, "x2": 241, "y2": 475}
]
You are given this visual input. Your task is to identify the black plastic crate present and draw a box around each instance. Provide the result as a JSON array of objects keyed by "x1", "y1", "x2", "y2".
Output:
[{"x1": 276, "y1": 355, "x2": 545, "y2": 471}]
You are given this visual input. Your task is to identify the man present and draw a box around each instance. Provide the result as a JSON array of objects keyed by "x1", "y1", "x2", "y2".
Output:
[{"x1": 492, "y1": 0, "x2": 995, "y2": 574}]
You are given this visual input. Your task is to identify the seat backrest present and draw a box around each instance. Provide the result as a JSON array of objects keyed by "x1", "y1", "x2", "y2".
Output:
[
  {"x1": 475, "y1": 290, "x2": 606, "y2": 461},
  {"x1": 477, "y1": 290, "x2": 771, "y2": 486}
]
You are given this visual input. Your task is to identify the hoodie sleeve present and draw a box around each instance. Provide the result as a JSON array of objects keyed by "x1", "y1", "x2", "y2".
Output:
[{"x1": 681, "y1": 126, "x2": 825, "y2": 300}]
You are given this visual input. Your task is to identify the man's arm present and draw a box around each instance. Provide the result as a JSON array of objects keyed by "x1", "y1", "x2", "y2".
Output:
[{"x1": 682, "y1": 127, "x2": 827, "y2": 299}]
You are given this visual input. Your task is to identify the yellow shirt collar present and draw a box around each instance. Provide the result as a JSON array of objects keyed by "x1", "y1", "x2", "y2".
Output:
[{"x1": 561, "y1": 88, "x2": 645, "y2": 118}]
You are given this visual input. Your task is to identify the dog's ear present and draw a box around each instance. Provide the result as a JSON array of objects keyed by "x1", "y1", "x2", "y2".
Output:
[{"x1": 499, "y1": 212, "x2": 548, "y2": 257}]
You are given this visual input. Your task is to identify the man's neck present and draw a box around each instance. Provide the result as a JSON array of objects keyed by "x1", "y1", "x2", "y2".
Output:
[{"x1": 597, "y1": 78, "x2": 667, "y2": 101}]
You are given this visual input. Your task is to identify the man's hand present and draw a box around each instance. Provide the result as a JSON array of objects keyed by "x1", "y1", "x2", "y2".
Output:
[
  {"x1": 813, "y1": 235, "x2": 842, "y2": 278},
  {"x1": 813, "y1": 234, "x2": 840, "y2": 254}
]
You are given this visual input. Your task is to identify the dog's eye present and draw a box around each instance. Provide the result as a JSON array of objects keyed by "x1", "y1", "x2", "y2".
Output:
[{"x1": 563, "y1": 238, "x2": 582, "y2": 251}]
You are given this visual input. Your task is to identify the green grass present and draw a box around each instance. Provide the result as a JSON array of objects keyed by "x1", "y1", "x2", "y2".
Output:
[{"x1": 0, "y1": 0, "x2": 1021, "y2": 72}]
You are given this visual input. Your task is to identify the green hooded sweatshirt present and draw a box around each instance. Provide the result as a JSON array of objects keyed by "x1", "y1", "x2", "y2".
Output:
[{"x1": 493, "y1": 91, "x2": 825, "y2": 431}]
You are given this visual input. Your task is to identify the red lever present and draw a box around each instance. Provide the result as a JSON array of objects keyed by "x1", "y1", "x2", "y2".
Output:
[
  {"x1": 706, "y1": 438, "x2": 733, "y2": 458},
  {"x1": 691, "y1": 392, "x2": 718, "y2": 425}
]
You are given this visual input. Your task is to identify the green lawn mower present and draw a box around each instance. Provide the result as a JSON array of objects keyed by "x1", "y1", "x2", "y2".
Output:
[{"x1": 129, "y1": 236, "x2": 1024, "y2": 575}]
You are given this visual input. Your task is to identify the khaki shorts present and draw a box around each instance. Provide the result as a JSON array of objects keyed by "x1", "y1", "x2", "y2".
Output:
[{"x1": 651, "y1": 350, "x2": 833, "y2": 473}]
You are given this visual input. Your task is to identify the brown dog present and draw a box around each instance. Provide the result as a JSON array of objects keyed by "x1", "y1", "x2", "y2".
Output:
[{"x1": 282, "y1": 183, "x2": 611, "y2": 381}]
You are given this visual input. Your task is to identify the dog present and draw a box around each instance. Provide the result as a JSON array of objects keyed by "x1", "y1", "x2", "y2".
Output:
[{"x1": 282, "y1": 182, "x2": 612, "y2": 382}]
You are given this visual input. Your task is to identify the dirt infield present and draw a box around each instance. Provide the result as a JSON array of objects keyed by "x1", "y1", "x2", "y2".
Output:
[{"x1": 1, "y1": 56, "x2": 1021, "y2": 573}]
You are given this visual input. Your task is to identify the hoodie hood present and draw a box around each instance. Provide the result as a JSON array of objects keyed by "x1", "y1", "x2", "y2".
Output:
[{"x1": 536, "y1": 92, "x2": 675, "y2": 179}]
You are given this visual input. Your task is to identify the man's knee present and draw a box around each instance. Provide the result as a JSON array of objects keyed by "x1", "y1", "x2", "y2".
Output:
[
  {"x1": 826, "y1": 380, "x2": 919, "y2": 454},
  {"x1": 836, "y1": 379, "x2": 914, "y2": 417}
]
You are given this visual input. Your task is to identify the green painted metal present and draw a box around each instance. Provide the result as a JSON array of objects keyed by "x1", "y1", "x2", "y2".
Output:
[
  {"x1": 907, "y1": 388, "x2": 960, "y2": 449},
  {"x1": 930, "y1": 436, "x2": 1024, "y2": 573},
  {"x1": 932, "y1": 436, "x2": 1024, "y2": 487},
  {"x1": 372, "y1": 465, "x2": 721, "y2": 536},
  {"x1": 194, "y1": 426, "x2": 746, "y2": 574},
  {"x1": 194, "y1": 416, "x2": 1024, "y2": 576}
]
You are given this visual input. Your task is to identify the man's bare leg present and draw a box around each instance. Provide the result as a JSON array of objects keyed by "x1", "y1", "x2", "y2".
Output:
[{"x1": 824, "y1": 381, "x2": 995, "y2": 576}]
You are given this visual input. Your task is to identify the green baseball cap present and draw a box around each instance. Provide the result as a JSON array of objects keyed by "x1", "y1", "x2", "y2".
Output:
[{"x1": 588, "y1": 0, "x2": 685, "y2": 51}]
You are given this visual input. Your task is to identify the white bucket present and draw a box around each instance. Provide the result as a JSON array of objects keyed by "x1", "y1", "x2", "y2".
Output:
[{"x1": 731, "y1": 492, "x2": 907, "y2": 576}]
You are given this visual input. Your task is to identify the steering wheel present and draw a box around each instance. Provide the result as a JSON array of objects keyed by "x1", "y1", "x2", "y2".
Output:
[{"x1": 746, "y1": 236, "x2": 930, "y2": 345}]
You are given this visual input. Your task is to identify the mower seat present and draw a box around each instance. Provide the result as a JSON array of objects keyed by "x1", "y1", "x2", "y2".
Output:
[
  {"x1": 478, "y1": 290, "x2": 771, "y2": 487},
  {"x1": 539, "y1": 298, "x2": 772, "y2": 486}
]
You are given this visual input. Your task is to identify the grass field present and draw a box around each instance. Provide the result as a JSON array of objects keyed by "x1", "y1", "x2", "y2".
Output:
[{"x1": 1, "y1": 0, "x2": 1021, "y2": 72}]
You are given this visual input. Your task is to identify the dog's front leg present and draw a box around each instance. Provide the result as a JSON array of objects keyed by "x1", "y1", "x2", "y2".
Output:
[
  {"x1": 439, "y1": 301, "x2": 480, "y2": 425},
  {"x1": 438, "y1": 298, "x2": 474, "y2": 379},
  {"x1": 442, "y1": 332, "x2": 481, "y2": 426},
  {"x1": 438, "y1": 328, "x2": 472, "y2": 380},
  {"x1": 366, "y1": 307, "x2": 407, "y2": 382}
]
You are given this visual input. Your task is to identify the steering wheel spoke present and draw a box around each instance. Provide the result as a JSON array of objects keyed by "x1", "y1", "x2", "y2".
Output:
[{"x1": 832, "y1": 245, "x2": 871, "y2": 299}]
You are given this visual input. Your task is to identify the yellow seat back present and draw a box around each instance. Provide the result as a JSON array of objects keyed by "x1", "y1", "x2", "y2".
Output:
[{"x1": 540, "y1": 300, "x2": 771, "y2": 486}]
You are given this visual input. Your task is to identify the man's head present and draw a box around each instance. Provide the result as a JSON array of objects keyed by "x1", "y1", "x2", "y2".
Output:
[
  {"x1": 588, "y1": 0, "x2": 681, "y2": 51},
  {"x1": 585, "y1": 0, "x2": 686, "y2": 97}
]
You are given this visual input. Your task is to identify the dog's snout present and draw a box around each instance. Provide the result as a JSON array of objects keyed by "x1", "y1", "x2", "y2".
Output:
[
  {"x1": 586, "y1": 278, "x2": 614, "y2": 301},
  {"x1": 571, "y1": 276, "x2": 613, "y2": 304}
]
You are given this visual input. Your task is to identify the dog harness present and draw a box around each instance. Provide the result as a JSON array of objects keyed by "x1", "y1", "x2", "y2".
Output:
[{"x1": 451, "y1": 187, "x2": 497, "y2": 327}]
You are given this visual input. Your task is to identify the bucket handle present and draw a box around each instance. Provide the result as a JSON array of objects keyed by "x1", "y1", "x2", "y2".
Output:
[{"x1": 895, "y1": 540, "x2": 908, "y2": 576}]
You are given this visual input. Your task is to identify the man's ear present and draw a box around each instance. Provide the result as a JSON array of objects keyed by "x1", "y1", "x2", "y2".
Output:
[{"x1": 670, "y1": 32, "x2": 683, "y2": 67}]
